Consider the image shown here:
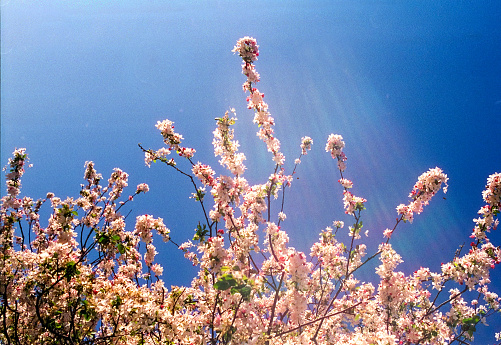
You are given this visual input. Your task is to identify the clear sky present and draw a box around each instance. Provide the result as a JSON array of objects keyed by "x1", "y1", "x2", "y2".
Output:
[{"x1": 2, "y1": 1, "x2": 501, "y2": 342}]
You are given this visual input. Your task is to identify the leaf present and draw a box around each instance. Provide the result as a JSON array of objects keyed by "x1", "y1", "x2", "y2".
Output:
[
  {"x1": 214, "y1": 274, "x2": 237, "y2": 291},
  {"x1": 183, "y1": 295, "x2": 196, "y2": 305},
  {"x1": 231, "y1": 284, "x2": 252, "y2": 301},
  {"x1": 111, "y1": 295, "x2": 122, "y2": 308},
  {"x1": 79, "y1": 304, "x2": 93, "y2": 321},
  {"x1": 193, "y1": 222, "x2": 209, "y2": 243},
  {"x1": 64, "y1": 261, "x2": 80, "y2": 282},
  {"x1": 117, "y1": 243, "x2": 126, "y2": 254},
  {"x1": 97, "y1": 234, "x2": 108, "y2": 244},
  {"x1": 214, "y1": 280, "x2": 231, "y2": 291}
]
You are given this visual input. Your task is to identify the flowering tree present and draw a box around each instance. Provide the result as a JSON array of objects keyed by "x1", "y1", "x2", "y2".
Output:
[{"x1": 1, "y1": 37, "x2": 500, "y2": 345}]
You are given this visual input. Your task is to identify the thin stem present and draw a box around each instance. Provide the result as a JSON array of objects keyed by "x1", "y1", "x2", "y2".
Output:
[{"x1": 266, "y1": 272, "x2": 285, "y2": 343}]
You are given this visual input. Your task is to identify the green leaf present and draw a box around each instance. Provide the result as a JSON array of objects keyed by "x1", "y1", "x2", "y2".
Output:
[
  {"x1": 214, "y1": 274, "x2": 237, "y2": 291},
  {"x1": 214, "y1": 280, "x2": 232, "y2": 291},
  {"x1": 183, "y1": 294, "x2": 196, "y2": 305},
  {"x1": 231, "y1": 284, "x2": 252, "y2": 301},
  {"x1": 79, "y1": 304, "x2": 94, "y2": 321},
  {"x1": 117, "y1": 243, "x2": 126, "y2": 254},
  {"x1": 111, "y1": 295, "x2": 122, "y2": 308},
  {"x1": 97, "y1": 234, "x2": 108, "y2": 244},
  {"x1": 193, "y1": 222, "x2": 209, "y2": 243},
  {"x1": 64, "y1": 261, "x2": 80, "y2": 282}
]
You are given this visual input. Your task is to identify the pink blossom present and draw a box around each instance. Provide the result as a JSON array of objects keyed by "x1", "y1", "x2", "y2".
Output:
[
  {"x1": 338, "y1": 178, "x2": 353, "y2": 189},
  {"x1": 333, "y1": 220, "x2": 344, "y2": 228},
  {"x1": 232, "y1": 36, "x2": 259, "y2": 62},
  {"x1": 325, "y1": 133, "x2": 347, "y2": 171},
  {"x1": 213, "y1": 110, "x2": 246, "y2": 175},
  {"x1": 383, "y1": 228, "x2": 393, "y2": 238},
  {"x1": 397, "y1": 167, "x2": 448, "y2": 223},
  {"x1": 136, "y1": 183, "x2": 149, "y2": 193},
  {"x1": 241, "y1": 63, "x2": 260, "y2": 83},
  {"x1": 343, "y1": 190, "x2": 367, "y2": 215},
  {"x1": 192, "y1": 162, "x2": 216, "y2": 186},
  {"x1": 300, "y1": 136, "x2": 313, "y2": 155},
  {"x1": 246, "y1": 89, "x2": 265, "y2": 110},
  {"x1": 150, "y1": 263, "x2": 163, "y2": 276},
  {"x1": 278, "y1": 212, "x2": 286, "y2": 221}
]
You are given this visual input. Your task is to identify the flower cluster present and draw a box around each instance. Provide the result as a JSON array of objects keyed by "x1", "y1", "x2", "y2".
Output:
[
  {"x1": 342, "y1": 190, "x2": 367, "y2": 215},
  {"x1": 232, "y1": 36, "x2": 259, "y2": 63},
  {"x1": 397, "y1": 167, "x2": 448, "y2": 223},
  {"x1": 1, "y1": 37, "x2": 500, "y2": 345},
  {"x1": 213, "y1": 109, "x2": 246, "y2": 175},
  {"x1": 232, "y1": 36, "x2": 260, "y2": 91},
  {"x1": 0, "y1": 156, "x2": 180, "y2": 344},
  {"x1": 472, "y1": 172, "x2": 501, "y2": 240},
  {"x1": 134, "y1": 214, "x2": 170, "y2": 243},
  {"x1": 441, "y1": 241, "x2": 501, "y2": 289},
  {"x1": 192, "y1": 162, "x2": 216, "y2": 186},
  {"x1": 300, "y1": 136, "x2": 313, "y2": 155},
  {"x1": 338, "y1": 178, "x2": 353, "y2": 189},
  {"x1": 325, "y1": 133, "x2": 347, "y2": 171},
  {"x1": 155, "y1": 119, "x2": 196, "y2": 159},
  {"x1": 2, "y1": 148, "x2": 28, "y2": 209},
  {"x1": 234, "y1": 37, "x2": 284, "y2": 166},
  {"x1": 136, "y1": 182, "x2": 149, "y2": 193}
]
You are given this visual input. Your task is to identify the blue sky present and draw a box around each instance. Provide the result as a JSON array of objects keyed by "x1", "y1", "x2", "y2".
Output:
[{"x1": 2, "y1": 1, "x2": 501, "y2": 342}]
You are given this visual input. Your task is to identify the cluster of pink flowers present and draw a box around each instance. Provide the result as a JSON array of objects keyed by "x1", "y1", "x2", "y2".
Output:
[
  {"x1": 4, "y1": 148, "x2": 27, "y2": 196},
  {"x1": 155, "y1": 119, "x2": 196, "y2": 159},
  {"x1": 232, "y1": 36, "x2": 259, "y2": 62},
  {"x1": 338, "y1": 178, "x2": 353, "y2": 189},
  {"x1": 136, "y1": 182, "x2": 149, "y2": 193},
  {"x1": 397, "y1": 167, "x2": 449, "y2": 223},
  {"x1": 1, "y1": 37, "x2": 500, "y2": 345},
  {"x1": 472, "y1": 172, "x2": 501, "y2": 240},
  {"x1": 0, "y1": 153, "x2": 185, "y2": 343},
  {"x1": 134, "y1": 214, "x2": 170, "y2": 243},
  {"x1": 300, "y1": 136, "x2": 313, "y2": 156},
  {"x1": 212, "y1": 109, "x2": 246, "y2": 176},
  {"x1": 108, "y1": 168, "x2": 129, "y2": 200},
  {"x1": 232, "y1": 36, "x2": 260, "y2": 91},
  {"x1": 325, "y1": 133, "x2": 347, "y2": 171},
  {"x1": 234, "y1": 36, "x2": 284, "y2": 166},
  {"x1": 342, "y1": 190, "x2": 367, "y2": 215},
  {"x1": 192, "y1": 162, "x2": 216, "y2": 186},
  {"x1": 441, "y1": 241, "x2": 501, "y2": 289}
]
